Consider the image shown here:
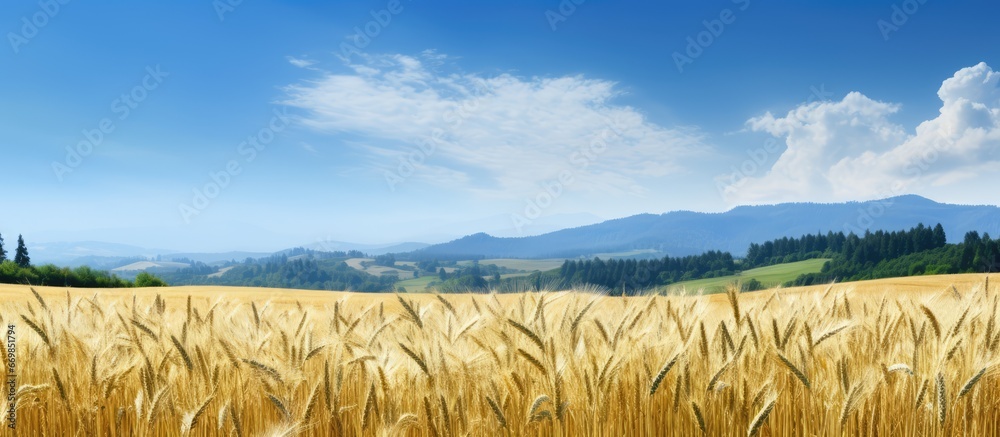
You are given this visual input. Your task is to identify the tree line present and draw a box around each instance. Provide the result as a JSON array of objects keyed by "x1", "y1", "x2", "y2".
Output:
[
  {"x1": 744, "y1": 224, "x2": 946, "y2": 268},
  {"x1": 553, "y1": 251, "x2": 737, "y2": 292},
  {"x1": 537, "y1": 223, "x2": 970, "y2": 294},
  {"x1": 162, "y1": 254, "x2": 396, "y2": 292},
  {"x1": 792, "y1": 227, "x2": 1000, "y2": 285},
  {"x1": 0, "y1": 232, "x2": 166, "y2": 288}
]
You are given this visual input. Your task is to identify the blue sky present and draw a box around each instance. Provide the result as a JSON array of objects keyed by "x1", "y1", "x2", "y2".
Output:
[{"x1": 2, "y1": 0, "x2": 999, "y2": 252}]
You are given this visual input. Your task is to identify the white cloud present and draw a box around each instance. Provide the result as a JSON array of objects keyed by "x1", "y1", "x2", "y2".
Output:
[
  {"x1": 724, "y1": 62, "x2": 1000, "y2": 204},
  {"x1": 280, "y1": 53, "x2": 707, "y2": 198},
  {"x1": 300, "y1": 142, "x2": 318, "y2": 154},
  {"x1": 287, "y1": 57, "x2": 316, "y2": 69}
]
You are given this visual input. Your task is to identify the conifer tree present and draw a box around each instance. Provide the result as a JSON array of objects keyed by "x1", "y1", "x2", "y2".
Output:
[{"x1": 14, "y1": 234, "x2": 30, "y2": 268}]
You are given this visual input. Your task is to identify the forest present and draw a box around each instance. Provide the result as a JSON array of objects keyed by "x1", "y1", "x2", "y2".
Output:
[{"x1": 160, "y1": 254, "x2": 397, "y2": 292}]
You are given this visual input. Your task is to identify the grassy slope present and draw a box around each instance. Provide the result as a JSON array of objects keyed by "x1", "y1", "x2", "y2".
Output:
[
  {"x1": 394, "y1": 274, "x2": 440, "y2": 292},
  {"x1": 663, "y1": 258, "x2": 830, "y2": 293}
]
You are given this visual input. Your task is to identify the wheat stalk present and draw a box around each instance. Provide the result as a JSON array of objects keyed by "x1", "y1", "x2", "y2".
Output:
[
  {"x1": 887, "y1": 363, "x2": 914, "y2": 375},
  {"x1": 839, "y1": 385, "x2": 862, "y2": 427},
  {"x1": 436, "y1": 294, "x2": 457, "y2": 317},
  {"x1": 180, "y1": 395, "x2": 214, "y2": 434},
  {"x1": 777, "y1": 353, "x2": 810, "y2": 389},
  {"x1": 423, "y1": 397, "x2": 440, "y2": 437},
  {"x1": 439, "y1": 395, "x2": 451, "y2": 435},
  {"x1": 362, "y1": 383, "x2": 376, "y2": 430},
  {"x1": 517, "y1": 348, "x2": 548, "y2": 375},
  {"x1": 528, "y1": 394, "x2": 550, "y2": 420},
  {"x1": 691, "y1": 401, "x2": 706, "y2": 433},
  {"x1": 959, "y1": 367, "x2": 988, "y2": 397},
  {"x1": 949, "y1": 306, "x2": 970, "y2": 338},
  {"x1": 30, "y1": 287, "x2": 49, "y2": 312},
  {"x1": 130, "y1": 319, "x2": 159, "y2": 341},
  {"x1": 915, "y1": 378, "x2": 929, "y2": 410},
  {"x1": 571, "y1": 300, "x2": 596, "y2": 334},
  {"x1": 268, "y1": 394, "x2": 290, "y2": 419},
  {"x1": 813, "y1": 324, "x2": 850, "y2": 347},
  {"x1": 147, "y1": 387, "x2": 168, "y2": 426},
  {"x1": 699, "y1": 321, "x2": 709, "y2": 357},
  {"x1": 936, "y1": 372, "x2": 946, "y2": 425},
  {"x1": 231, "y1": 406, "x2": 244, "y2": 437},
  {"x1": 748, "y1": 397, "x2": 776, "y2": 437},
  {"x1": 303, "y1": 383, "x2": 320, "y2": 423},
  {"x1": 486, "y1": 396, "x2": 507, "y2": 428},
  {"x1": 706, "y1": 360, "x2": 733, "y2": 392},
  {"x1": 397, "y1": 295, "x2": 424, "y2": 329},
  {"x1": 241, "y1": 359, "x2": 283, "y2": 383},
  {"x1": 20, "y1": 315, "x2": 50, "y2": 347},
  {"x1": 171, "y1": 335, "x2": 194, "y2": 371},
  {"x1": 399, "y1": 343, "x2": 432, "y2": 378},
  {"x1": 507, "y1": 318, "x2": 545, "y2": 351},
  {"x1": 650, "y1": 353, "x2": 680, "y2": 396},
  {"x1": 52, "y1": 368, "x2": 68, "y2": 406},
  {"x1": 727, "y1": 285, "x2": 741, "y2": 324},
  {"x1": 921, "y1": 305, "x2": 942, "y2": 339}
]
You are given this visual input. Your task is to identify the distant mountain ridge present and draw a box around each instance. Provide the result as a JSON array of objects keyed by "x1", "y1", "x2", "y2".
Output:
[
  {"x1": 415, "y1": 196, "x2": 1000, "y2": 259},
  {"x1": 30, "y1": 240, "x2": 431, "y2": 269}
]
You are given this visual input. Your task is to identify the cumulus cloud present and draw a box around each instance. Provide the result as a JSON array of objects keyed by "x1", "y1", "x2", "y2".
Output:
[
  {"x1": 280, "y1": 53, "x2": 706, "y2": 198},
  {"x1": 724, "y1": 62, "x2": 1000, "y2": 204}
]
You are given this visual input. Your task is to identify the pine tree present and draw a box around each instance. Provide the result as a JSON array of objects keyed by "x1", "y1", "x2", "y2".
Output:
[
  {"x1": 0, "y1": 233, "x2": 6, "y2": 262},
  {"x1": 14, "y1": 234, "x2": 30, "y2": 268},
  {"x1": 932, "y1": 223, "x2": 947, "y2": 248}
]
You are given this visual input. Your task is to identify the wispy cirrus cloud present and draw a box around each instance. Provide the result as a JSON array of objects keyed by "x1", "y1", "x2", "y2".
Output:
[{"x1": 280, "y1": 52, "x2": 708, "y2": 198}]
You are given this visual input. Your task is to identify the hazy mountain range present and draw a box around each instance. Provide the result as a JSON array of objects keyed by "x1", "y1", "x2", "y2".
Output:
[
  {"x1": 29, "y1": 240, "x2": 430, "y2": 269},
  {"x1": 416, "y1": 195, "x2": 1000, "y2": 259},
  {"x1": 26, "y1": 195, "x2": 1000, "y2": 269}
]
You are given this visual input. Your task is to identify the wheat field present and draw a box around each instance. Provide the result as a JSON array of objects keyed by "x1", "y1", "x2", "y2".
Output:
[{"x1": 1, "y1": 274, "x2": 999, "y2": 436}]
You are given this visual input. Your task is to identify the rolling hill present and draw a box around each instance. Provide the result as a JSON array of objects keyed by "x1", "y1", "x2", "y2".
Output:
[{"x1": 415, "y1": 195, "x2": 1000, "y2": 259}]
